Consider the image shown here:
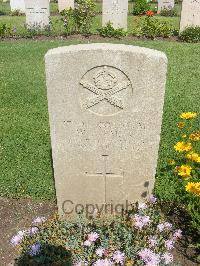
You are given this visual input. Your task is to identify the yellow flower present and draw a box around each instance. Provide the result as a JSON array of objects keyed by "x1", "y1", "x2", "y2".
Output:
[
  {"x1": 180, "y1": 112, "x2": 197, "y2": 119},
  {"x1": 185, "y1": 182, "x2": 200, "y2": 196},
  {"x1": 182, "y1": 134, "x2": 187, "y2": 138},
  {"x1": 189, "y1": 131, "x2": 200, "y2": 141},
  {"x1": 186, "y1": 152, "x2": 200, "y2": 163},
  {"x1": 176, "y1": 165, "x2": 192, "y2": 178},
  {"x1": 168, "y1": 159, "x2": 176, "y2": 165},
  {"x1": 177, "y1": 122, "x2": 185, "y2": 129},
  {"x1": 174, "y1": 141, "x2": 192, "y2": 152}
]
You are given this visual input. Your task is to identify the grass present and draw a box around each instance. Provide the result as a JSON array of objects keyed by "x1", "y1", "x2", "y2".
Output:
[{"x1": 0, "y1": 38, "x2": 200, "y2": 200}]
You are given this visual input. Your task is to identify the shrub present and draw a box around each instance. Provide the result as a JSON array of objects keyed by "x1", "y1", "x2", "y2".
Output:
[
  {"x1": 60, "y1": 0, "x2": 96, "y2": 35},
  {"x1": 11, "y1": 198, "x2": 182, "y2": 265},
  {"x1": 159, "y1": 7, "x2": 178, "y2": 17},
  {"x1": 133, "y1": 0, "x2": 149, "y2": 15},
  {"x1": 132, "y1": 16, "x2": 175, "y2": 38},
  {"x1": 97, "y1": 22, "x2": 127, "y2": 39},
  {"x1": 179, "y1": 27, "x2": 200, "y2": 43},
  {"x1": 73, "y1": 0, "x2": 96, "y2": 34},
  {"x1": 0, "y1": 23, "x2": 11, "y2": 37},
  {"x1": 10, "y1": 9, "x2": 24, "y2": 16}
]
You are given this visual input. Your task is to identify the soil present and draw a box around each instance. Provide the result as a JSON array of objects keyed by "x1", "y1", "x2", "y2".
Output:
[
  {"x1": 0, "y1": 198, "x2": 199, "y2": 266},
  {"x1": 0, "y1": 34, "x2": 181, "y2": 43}
]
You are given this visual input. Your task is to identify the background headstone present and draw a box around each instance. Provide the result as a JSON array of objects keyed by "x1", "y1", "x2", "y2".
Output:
[
  {"x1": 180, "y1": 0, "x2": 200, "y2": 32},
  {"x1": 158, "y1": 0, "x2": 174, "y2": 12},
  {"x1": 102, "y1": 0, "x2": 128, "y2": 30},
  {"x1": 58, "y1": 0, "x2": 74, "y2": 12},
  {"x1": 45, "y1": 44, "x2": 167, "y2": 216},
  {"x1": 25, "y1": 0, "x2": 50, "y2": 29},
  {"x1": 10, "y1": 0, "x2": 25, "y2": 13}
]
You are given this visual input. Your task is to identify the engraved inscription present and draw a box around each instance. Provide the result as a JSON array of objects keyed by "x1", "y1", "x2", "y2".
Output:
[{"x1": 80, "y1": 66, "x2": 132, "y2": 116}]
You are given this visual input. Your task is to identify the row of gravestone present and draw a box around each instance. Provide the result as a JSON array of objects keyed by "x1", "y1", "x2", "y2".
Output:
[{"x1": 9, "y1": 0, "x2": 200, "y2": 31}]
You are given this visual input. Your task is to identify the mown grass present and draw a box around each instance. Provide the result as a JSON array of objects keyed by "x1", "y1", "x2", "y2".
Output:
[{"x1": 0, "y1": 39, "x2": 200, "y2": 200}]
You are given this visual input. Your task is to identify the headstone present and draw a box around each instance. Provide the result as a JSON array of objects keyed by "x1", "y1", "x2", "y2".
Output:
[
  {"x1": 25, "y1": 0, "x2": 50, "y2": 29},
  {"x1": 102, "y1": 0, "x2": 128, "y2": 30},
  {"x1": 180, "y1": 0, "x2": 200, "y2": 32},
  {"x1": 45, "y1": 44, "x2": 167, "y2": 216},
  {"x1": 10, "y1": 0, "x2": 25, "y2": 13},
  {"x1": 158, "y1": 0, "x2": 174, "y2": 12},
  {"x1": 58, "y1": 0, "x2": 74, "y2": 12}
]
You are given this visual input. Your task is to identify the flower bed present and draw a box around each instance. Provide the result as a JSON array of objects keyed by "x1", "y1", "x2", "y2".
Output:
[{"x1": 11, "y1": 197, "x2": 182, "y2": 265}]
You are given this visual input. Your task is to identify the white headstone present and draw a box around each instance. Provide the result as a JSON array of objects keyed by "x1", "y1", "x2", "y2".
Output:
[
  {"x1": 58, "y1": 0, "x2": 74, "y2": 12},
  {"x1": 180, "y1": 0, "x2": 200, "y2": 32},
  {"x1": 25, "y1": 0, "x2": 50, "y2": 29},
  {"x1": 102, "y1": 0, "x2": 128, "y2": 30},
  {"x1": 158, "y1": 0, "x2": 174, "y2": 12},
  {"x1": 45, "y1": 44, "x2": 167, "y2": 216},
  {"x1": 10, "y1": 0, "x2": 25, "y2": 13}
]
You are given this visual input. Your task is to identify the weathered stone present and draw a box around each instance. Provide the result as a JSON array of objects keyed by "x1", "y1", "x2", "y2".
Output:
[
  {"x1": 45, "y1": 44, "x2": 167, "y2": 216},
  {"x1": 10, "y1": 0, "x2": 25, "y2": 13},
  {"x1": 102, "y1": 0, "x2": 128, "y2": 30},
  {"x1": 158, "y1": 0, "x2": 174, "y2": 12},
  {"x1": 25, "y1": 0, "x2": 50, "y2": 29},
  {"x1": 58, "y1": 0, "x2": 74, "y2": 12},
  {"x1": 180, "y1": 0, "x2": 200, "y2": 32}
]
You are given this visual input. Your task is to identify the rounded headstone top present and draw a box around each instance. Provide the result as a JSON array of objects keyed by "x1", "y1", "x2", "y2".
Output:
[{"x1": 45, "y1": 43, "x2": 168, "y2": 63}]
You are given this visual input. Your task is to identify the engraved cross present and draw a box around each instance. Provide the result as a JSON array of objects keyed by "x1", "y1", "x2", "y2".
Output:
[{"x1": 85, "y1": 155, "x2": 124, "y2": 203}]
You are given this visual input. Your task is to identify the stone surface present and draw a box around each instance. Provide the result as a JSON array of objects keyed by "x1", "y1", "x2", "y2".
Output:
[
  {"x1": 102, "y1": 0, "x2": 128, "y2": 30},
  {"x1": 158, "y1": 0, "x2": 174, "y2": 12},
  {"x1": 25, "y1": 0, "x2": 50, "y2": 29},
  {"x1": 10, "y1": 0, "x2": 25, "y2": 12},
  {"x1": 45, "y1": 43, "x2": 167, "y2": 216},
  {"x1": 180, "y1": 0, "x2": 200, "y2": 32},
  {"x1": 58, "y1": 0, "x2": 74, "y2": 12}
]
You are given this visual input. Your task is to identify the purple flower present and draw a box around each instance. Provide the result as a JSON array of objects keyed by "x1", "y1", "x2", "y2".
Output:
[
  {"x1": 133, "y1": 214, "x2": 151, "y2": 229},
  {"x1": 162, "y1": 252, "x2": 173, "y2": 264},
  {"x1": 138, "y1": 202, "x2": 148, "y2": 210},
  {"x1": 88, "y1": 232, "x2": 99, "y2": 242},
  {"x1": 148, "y1": 236, "x2": 157, "y2": 247},
  {"x1": 28, "y1": 242, "x2": 41, "y2": 256},
  {"x1": 157, "y1": 223, "x2": 165, "y2": 232},
  {"x1": 165, "y1": 240, "x2": 174, "y2": 250},
  {"x1": 163, "y1": 222, "x2": 172, "y2": 230},
  {"x1": 93, "y1": 259, "x2": 112, "y2": 266},
  {"x1": 173, "y1": 229, "x2": 182, "y2": 239},
  {"x1": 10, "y1": 230, "x2": 26, "y2": 246},
  {"x1": 26, "y1": 227, "x2": 39, "y2": 236},
  {"x1": 96, "y1": 248, "x2": 105, "y2": 257},
  {"x1": 32, "y1": 216, "x2": 46, "y2": 224},
  {"x1": 149, "y1": 195, "x2": 157, "y2": 203},
  {"x1": 113, "y1": 250, "x2": 125, "y2": 264},
  {"x1": 138, "y1": 248, "x2": 160, "y2": 266},
  {"x1": 84, "y1": 240, "x2": 92, "y2": 247}
]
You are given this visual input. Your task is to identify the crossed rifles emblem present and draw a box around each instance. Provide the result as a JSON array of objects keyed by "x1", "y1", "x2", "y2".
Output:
[{"x1": 80, "y1": 66, "x2": 131, "y2": 110}]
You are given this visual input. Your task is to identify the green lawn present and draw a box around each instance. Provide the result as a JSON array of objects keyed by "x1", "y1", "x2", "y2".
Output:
[{"x1": 0, "y1": 39, "x2": 200, "y2": 200}]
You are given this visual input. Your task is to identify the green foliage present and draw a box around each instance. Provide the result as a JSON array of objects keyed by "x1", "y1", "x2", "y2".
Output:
[
  {"x1": 10, "y1": 9, "x2": 24, "y2": 16},
  {"x1": 159, "y1": 7, "x2": 178, "y2": 17},
  {"x1": 60, "y1": 0, "x2": 96, "y2": 35},
  {"x1": 133, "y1": 0, "x2": 149, "y2": 15},
  {"x1": 60, "y1": 7, "x2": 76, "y2": 35},
  {"x1": 179, "y1": 27, "x2": 200, "y2": 43},
  {"x1": 74, "y1": 0, "x2": 96, "y2": 34},
  {"x1": 14, "y1": 201, "x2": 181, "y2": 265},
  {"x1": 0, "y1": 22, "x2": 10, "y2": 37},
  {"x1": 97, "y1": 22, "x2": 127, "y2": 39},
  {"x1": 132, "y1": 16, "x2": 176, "y2": 38}
]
